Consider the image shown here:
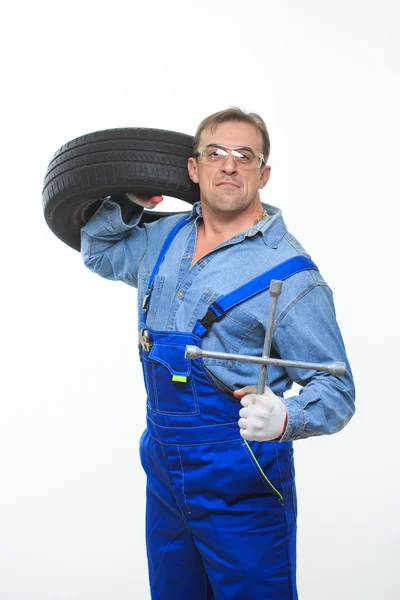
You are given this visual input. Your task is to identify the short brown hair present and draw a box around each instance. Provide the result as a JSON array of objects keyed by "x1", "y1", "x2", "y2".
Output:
[{"x1": 193, "y1": 107, "x2": 271, "y2": 162}]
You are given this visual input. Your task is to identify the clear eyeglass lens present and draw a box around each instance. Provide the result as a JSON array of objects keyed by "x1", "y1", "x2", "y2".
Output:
[{"x1": 202, "y1": 146, "x2": 257, "y2": 167}]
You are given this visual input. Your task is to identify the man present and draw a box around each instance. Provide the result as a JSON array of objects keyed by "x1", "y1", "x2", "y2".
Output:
[{"x1": 81, "y1": 108, "x2": 355, "y2": 599}]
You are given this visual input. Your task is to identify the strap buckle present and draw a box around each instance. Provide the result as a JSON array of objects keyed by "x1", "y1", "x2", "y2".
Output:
[
  {"x1": 199, "y1": 302, "x2": 225, "y2": 332},
  {"x1": 142, "y1": 288, "x2": 152, "y2": 312}
]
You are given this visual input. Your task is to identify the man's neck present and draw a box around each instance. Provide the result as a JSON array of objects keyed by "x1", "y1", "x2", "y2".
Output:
[{"x1": 199, "y1": 201, "x2": 266, "y2": 240}]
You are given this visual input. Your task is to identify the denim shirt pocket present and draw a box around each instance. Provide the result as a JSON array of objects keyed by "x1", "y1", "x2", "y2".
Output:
[{"x1": 221, "y1": 306, "x2": 260, "y2": 352}]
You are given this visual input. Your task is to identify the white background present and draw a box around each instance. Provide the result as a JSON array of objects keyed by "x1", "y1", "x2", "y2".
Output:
[{"x1": 1, "y1": 1, "x2": 399, "y2": 598}]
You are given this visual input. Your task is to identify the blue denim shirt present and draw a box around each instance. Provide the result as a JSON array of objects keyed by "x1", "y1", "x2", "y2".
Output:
[{"x1": 81, "y1": 199, "x2": 355, "y2": 442}]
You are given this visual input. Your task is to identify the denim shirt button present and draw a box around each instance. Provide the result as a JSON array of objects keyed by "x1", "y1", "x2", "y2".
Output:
[{"x1": 177, "y1": 291, "x2": 184, "y2": 298}]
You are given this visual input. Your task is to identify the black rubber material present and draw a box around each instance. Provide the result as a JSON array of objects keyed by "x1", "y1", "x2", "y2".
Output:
[{"x1": 42, "y1": 128, "x2": 200, "y2": 251}]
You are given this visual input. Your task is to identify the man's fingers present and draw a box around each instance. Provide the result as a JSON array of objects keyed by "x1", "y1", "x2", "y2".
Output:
[
  {"x1": 238, "y1": 406, "x2": 250, "y2": 418},
  {"x1": 238, "y1": 418, "x2": 247, "y2": 430},
  {"x1": 126, "y1": 193, "x2": 164, "y2": 208},
  {"x1": 137, "y1": 194, "x2": 163, "y2": 203},
  {"x1": 240, "y1": 395, "x2": 258, "y2": 407},
  {"x1": 240, "y1": 428, "x2": 251, "y2": 440},
  {"x1": 233, "y1": 385, "x2": 257, "y2": 398}
]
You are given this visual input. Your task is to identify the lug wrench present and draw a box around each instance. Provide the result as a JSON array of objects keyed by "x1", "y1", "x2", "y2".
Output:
[
  {"x1": 185, "y1": 280, "x2": 346, "y2": 379},
  {"x1": 256, "y1": 280, "x2": 283, "y2": 393}
]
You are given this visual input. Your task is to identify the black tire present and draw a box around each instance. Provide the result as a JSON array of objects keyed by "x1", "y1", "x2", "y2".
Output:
[{"x1": 42, "y1": 128, "x2": 200, "y2": 251}]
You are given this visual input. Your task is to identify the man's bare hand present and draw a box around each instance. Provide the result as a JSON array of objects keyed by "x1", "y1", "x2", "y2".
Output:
[{"x1": 126, "y1": 193, "x2": 164, "y2": 210}]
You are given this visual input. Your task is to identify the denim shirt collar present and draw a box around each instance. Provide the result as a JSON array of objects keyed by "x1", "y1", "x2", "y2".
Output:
[{"x1": 188, "y1": 201, "x2": 287, "y2": 249}]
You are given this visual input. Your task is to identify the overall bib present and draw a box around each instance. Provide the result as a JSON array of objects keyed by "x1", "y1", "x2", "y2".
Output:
[{"x1": 138, "y1": 216, "x2": 318, "y2": 600}]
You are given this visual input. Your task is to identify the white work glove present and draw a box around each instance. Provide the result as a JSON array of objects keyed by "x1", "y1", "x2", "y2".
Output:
[
  {"x1": 233, "y1": 385, "x2": 288, "y2": 441},
  {"x1": 126, "y1": 193, "x2": 163, "y2": 209}
]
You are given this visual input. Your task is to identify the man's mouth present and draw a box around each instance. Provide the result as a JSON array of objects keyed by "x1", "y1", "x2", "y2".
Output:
[{"x1": 216, "y1": 181, "x2": 240, "y2": 188}]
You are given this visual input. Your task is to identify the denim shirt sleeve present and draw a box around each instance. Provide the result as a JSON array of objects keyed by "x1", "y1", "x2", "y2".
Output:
[
  {"x1": 276, "y1": 282, "x2": 355, "y2": 441},
  {"x1": 80, "y1": 200, "x2": 146, "y2": 287}
]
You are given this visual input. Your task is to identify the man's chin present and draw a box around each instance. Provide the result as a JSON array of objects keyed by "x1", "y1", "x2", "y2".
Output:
[
  {"x1": 210, "y1": 198, "x2": 247, "y2": 213},
  {"x1": 213, "y1": 189, "x2": 243, "y2": 203}
]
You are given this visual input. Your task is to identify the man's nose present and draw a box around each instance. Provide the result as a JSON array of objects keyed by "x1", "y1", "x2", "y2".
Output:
[{"x1": 221, "y1": 154, "x2": 238, "y2": 174}]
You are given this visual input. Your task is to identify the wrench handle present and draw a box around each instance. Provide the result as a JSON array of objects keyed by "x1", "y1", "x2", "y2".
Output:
[{"x1": 257, "y1": 280, "x2": 284, "y2": 394}]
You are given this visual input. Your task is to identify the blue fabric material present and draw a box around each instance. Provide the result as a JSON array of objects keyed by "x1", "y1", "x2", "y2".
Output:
[
  {"x1": 144, "y1": 214, "x2": 318, "y2": 339},
  {"x1": 192, "y1": 255, "x2": 319, "y2": 338},
  {"x1": 140, "y1": 345, "x2": 298, "y2": 599},
  {"x1": 140, "y1": 427, "x2": 297, "y2": 600},
  {"x1": 143, "y1": 215, "x2": 191, "y2": 322},
  {"x1": 135, "y1": 225, "x2": 312, "y2": 598},
  {"x1": 81, "y1": 199, "x2": 355, "y2": 441},
  {"x1": 213, "y1": 256, "x2": 318, "y2": 313},
  {"x1": 81, "y1": 199, "x2": 356, "y2": 598},
  {"x1": 148, "y1": 330, "x2": 195, "y2": 378}
]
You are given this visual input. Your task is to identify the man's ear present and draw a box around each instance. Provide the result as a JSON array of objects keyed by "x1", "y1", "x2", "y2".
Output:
[
  {"x1": 259, "y1": 165, "x2": 271, "y2": 189},
  {"x1": 188, "y1": 157, "x2": 199, "y2": 184}
]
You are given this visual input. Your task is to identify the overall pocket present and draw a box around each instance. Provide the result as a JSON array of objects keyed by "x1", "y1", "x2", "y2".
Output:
[
  {"x1": 241, "y1": 439, "x2": 284, "y2": 502},
  {"x1": 141, "y1": 344, "x2": 200, "y2": 416}
]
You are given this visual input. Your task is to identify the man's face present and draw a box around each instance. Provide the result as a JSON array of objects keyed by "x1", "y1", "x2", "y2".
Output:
[{"x1": 188, "y1": 121, "x2": 271, "y2": 215}]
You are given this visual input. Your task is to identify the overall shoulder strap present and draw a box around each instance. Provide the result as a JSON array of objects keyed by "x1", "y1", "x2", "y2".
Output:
[
  {"x1": 192, "y1": 255, "x2": 318, "y2": 338},
  {"x1": 140, "y1": 215, "x2": 190, "y2": 326}
]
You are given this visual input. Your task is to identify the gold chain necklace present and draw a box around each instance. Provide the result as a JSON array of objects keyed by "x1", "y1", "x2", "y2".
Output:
[{"x1": 253, "y1": 208, "x2": 269, "y2": 226}]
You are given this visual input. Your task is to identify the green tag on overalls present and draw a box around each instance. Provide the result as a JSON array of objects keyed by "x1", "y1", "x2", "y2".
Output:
[{"x1": 172, "y1": 375, "x2": 187, "y2": 383}]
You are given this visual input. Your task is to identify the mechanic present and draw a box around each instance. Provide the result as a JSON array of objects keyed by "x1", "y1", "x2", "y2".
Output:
[{"x1": 81, "y1": 107, "x2": 355, "y2": 599}]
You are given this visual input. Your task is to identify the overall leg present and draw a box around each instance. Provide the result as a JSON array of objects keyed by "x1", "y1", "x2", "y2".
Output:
[
  {"x1": 177, "y1": 439, "x2": 297, "y2": 600},
  {"x1": 141, "y1": 431, "x2": 215, "y2": 600}
]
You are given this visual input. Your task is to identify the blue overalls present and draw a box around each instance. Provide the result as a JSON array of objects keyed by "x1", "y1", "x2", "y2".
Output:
[{"x1": 138, "y1": 216, "x2": 318, "y2": 600}]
